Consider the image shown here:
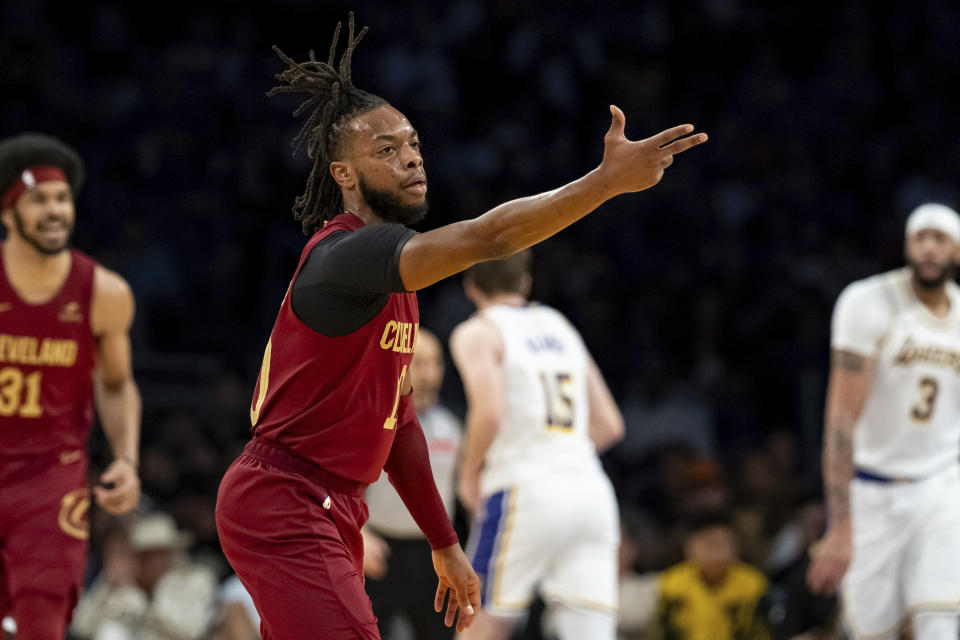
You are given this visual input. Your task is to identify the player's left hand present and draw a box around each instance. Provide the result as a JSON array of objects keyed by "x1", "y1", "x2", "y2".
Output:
[
  {"x1": 93, "y1": 458, "x2": 140, "y2": 515},
  {"x1": 432, "y1": 543, "x2": 481, "y2": 632}
]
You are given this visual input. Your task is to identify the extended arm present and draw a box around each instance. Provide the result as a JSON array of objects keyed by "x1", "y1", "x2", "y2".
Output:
[
  {"x1": 585, "y1": 354, "x2": 624, "y2": 453},
  {"x1": 90, "y1": 266, "x2": 142, "y2": 515},
  {"x1": 398, "y1": 107, "x2": 707, "y2": 291},
  {"x1": 449, "y1": 317, "x2": 504, "y2": 514}
]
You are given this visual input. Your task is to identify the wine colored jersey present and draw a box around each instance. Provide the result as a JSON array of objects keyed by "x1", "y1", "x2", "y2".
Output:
[
  {"x1": 250, "y1": 213, "x2": 419, "y2": 484},
  {"x1": 0, "y1": 244, "x2": 97, "y2": 455}
]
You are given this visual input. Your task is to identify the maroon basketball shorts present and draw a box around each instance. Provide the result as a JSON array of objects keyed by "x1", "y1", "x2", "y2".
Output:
[
  {"x1": 0, "y1": 450, "x2": 90, "y2": 619},
  {"x1": 216, "y1": 438, "x2": 380, "y2": 640}
]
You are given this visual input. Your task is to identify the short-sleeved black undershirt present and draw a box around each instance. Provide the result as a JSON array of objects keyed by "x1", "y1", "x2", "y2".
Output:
[{"x1": 291, "y1": 223, "x2": 416, "y2": 336}]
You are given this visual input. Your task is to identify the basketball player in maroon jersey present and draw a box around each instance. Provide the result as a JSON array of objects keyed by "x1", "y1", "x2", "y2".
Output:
[
  {"x1": 0, "y1": 133, "x2": 141, "y2": 640},
  {"x1": 215, "y1": 14, "x2": 706, "y2": 640}
]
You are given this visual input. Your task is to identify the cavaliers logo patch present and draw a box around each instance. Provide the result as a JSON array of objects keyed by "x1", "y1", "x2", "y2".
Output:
[
  {"x1": 58, "y1": 301, "x2": 84, "y2": 323},
  {"x1": 58, "y1": 488, "x2": 90, "y2": 540}
]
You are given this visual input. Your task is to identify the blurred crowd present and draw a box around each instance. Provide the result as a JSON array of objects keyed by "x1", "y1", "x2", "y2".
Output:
[{"x1": 3, "y1": 0, "x2": 960, "y2": 638}]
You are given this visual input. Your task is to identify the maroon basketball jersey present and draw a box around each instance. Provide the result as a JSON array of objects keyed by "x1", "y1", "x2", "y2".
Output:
[
  {"x1": 0, "y1": 244, "x2": 97, "y2": 455},
  {"x1": 251, "y1": 213, "x2": 419, "y2": 484}
]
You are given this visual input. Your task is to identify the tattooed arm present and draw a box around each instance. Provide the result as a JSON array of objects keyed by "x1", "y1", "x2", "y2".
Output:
[{"x1": 807, "y1": 348, "x2": 875, "y2": 595}]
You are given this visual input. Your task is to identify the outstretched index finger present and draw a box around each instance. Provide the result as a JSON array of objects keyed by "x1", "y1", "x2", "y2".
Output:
[
  {"x1": 650, "y1": 123, "x2": 696, "y2": 148},
  {"x1": 659, "y1": 131, "x2": 709, "y2": 155}
]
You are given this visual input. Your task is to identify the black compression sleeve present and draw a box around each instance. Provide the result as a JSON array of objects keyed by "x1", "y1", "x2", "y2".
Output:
[{"x1": 291, "y1": 224, "x2": 415, "y2": 336}]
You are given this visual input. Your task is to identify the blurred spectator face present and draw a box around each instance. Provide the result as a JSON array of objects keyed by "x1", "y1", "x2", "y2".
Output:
[
  {"x1": 136, "y1": 548, "x2": 174, "y2": 594},
  {"x1": 338, "y1": 105, "x2": 427, "y2": 226},
  {"x1": 411, "y1": 328, "x2": 443, "y2": 410},
  {"x1": 3, "y1": 181, "x2": 75, "y2": 255},
  {"x1": 686, "y1": 524, "x2": 738, "y2": 584},
  {"x1": 905, "y1": 228, "x2": 957, "y2": 289}
]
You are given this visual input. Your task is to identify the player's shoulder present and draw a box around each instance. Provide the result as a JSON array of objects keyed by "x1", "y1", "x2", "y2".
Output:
[
  {"x1": 450, "y1": 312, "x2": 504, "y2": 362},
  {"x1": 530, "y1": 301, "x2": 569, "y2": 322},
  {"x1": 840, "y1": 268, "x2": 901, "y2": 297},
  {"x1": 532, "y1": 303, "x2": 588, "y2": 345},
  {"x1": 451, "y1": 312, "x2": 500, "y2": 343},
  {"x1": 93, "y1": 264, "x2": 133, "y2": 301},
  {"x1": 836, "y1": 269, "x2": 903, "y2": 309},
  {"x1": 91, "y1": 265, "x2": 134, "y2": 334}
]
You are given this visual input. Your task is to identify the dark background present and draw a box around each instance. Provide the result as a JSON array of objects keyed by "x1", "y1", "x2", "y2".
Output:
[{"x1": 2, "y1": 0, "x2": 959, "y2": 621}]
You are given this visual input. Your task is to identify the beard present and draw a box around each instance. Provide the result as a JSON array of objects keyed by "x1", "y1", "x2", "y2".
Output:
[
  {"x1": 908, "y1": 257, "x2": 955, "y2": 290},
  {"x1": 357, "y1": 175, "x2": 428, "y2": 226},
  {"x1": 13, "y1": 207, "x2": 73, "y2": 256}
]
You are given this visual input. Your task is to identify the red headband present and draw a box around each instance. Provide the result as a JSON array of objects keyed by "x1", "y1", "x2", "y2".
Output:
[{"x1": 1, "y1": 166, "x2": 68, "y2": 210}]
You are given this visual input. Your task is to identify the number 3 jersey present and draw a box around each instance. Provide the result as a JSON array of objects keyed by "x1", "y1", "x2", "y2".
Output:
[
  {"x1": 832, "y1": 267, "x2": 960, "y2": 478},
  {"x1": 0, "y1": 244, "x2": 97, "y2": 456},
  {"x1": 478, "y1": 303, "x2": 601, "y2": 496}
]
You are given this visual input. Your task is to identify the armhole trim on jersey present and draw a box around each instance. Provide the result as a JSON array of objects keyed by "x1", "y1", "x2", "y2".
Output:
[{"x1": 875, "y1": 273, "x2": 903, "y2": 352}]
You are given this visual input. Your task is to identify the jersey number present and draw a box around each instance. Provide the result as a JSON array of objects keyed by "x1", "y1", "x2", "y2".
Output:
[
  {"x1": 383, "y1": 365, "x2": 408, "y2": 429},
  {"x1": 910, "y1": 376, "x2": 939, "y2": 423},
  {"x1": 250, "y1": 339, "x2": 272, "y2": 426},
  {"x1": 540, "y1": 371, "x2": 574, "y2": 430},
  {"x1": 0, "y1": 367, "x2": 43, "y2": 418}
]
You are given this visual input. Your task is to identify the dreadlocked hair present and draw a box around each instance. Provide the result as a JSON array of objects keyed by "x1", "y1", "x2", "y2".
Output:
[{"x1": 269, "y1": 12, "x2": 388, "y2": 235}]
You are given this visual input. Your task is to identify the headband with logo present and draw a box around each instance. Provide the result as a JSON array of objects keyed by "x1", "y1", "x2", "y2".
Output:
[{"x1": 1, "y1": 166, "x2": 69, "y2": 210}]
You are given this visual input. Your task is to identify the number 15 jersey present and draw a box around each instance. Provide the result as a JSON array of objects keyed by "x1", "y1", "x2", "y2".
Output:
[
  {"x1": 478, "y1": 303, "x2": 600, "y2": 496},
  {"x1": 832, "y1": 267, "x2": 960, "y2": 478}
]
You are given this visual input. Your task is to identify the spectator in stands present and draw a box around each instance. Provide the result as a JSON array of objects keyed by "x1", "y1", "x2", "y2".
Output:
[
  {"x1": 71, "y1": 512, "x2": 217, "y2": 640},
  {"x1": 656, "y1": 513, "x2": 769, "y2": 640}
]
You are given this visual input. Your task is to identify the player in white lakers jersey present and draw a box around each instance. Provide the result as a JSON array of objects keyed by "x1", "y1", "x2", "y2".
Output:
[
  {"x1": 808, "y1": 203, "x2": 960, "y2": 639},
  {"x1": 449, "y1": 251, "x2": 624, "y2": 640}
]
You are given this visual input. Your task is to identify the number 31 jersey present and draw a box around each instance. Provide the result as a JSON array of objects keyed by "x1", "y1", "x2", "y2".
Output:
[
  {"x1": 0, "y1": 244, "x2": 97, "y2": 456},
  {"x1": 832, "y1": 268, "x2": 960, "y2": 478},
  {"x1": 478, "y1": 303, "x2": 600, "y2": 496}
]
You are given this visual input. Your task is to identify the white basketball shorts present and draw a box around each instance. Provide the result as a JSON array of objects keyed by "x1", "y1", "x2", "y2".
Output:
[
  {"x1": 465, "y1": 470, "x2": 619, "y2": 619},
  {"x1": 842, "y1": 464, "x2": 960, "y2": 638}
]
